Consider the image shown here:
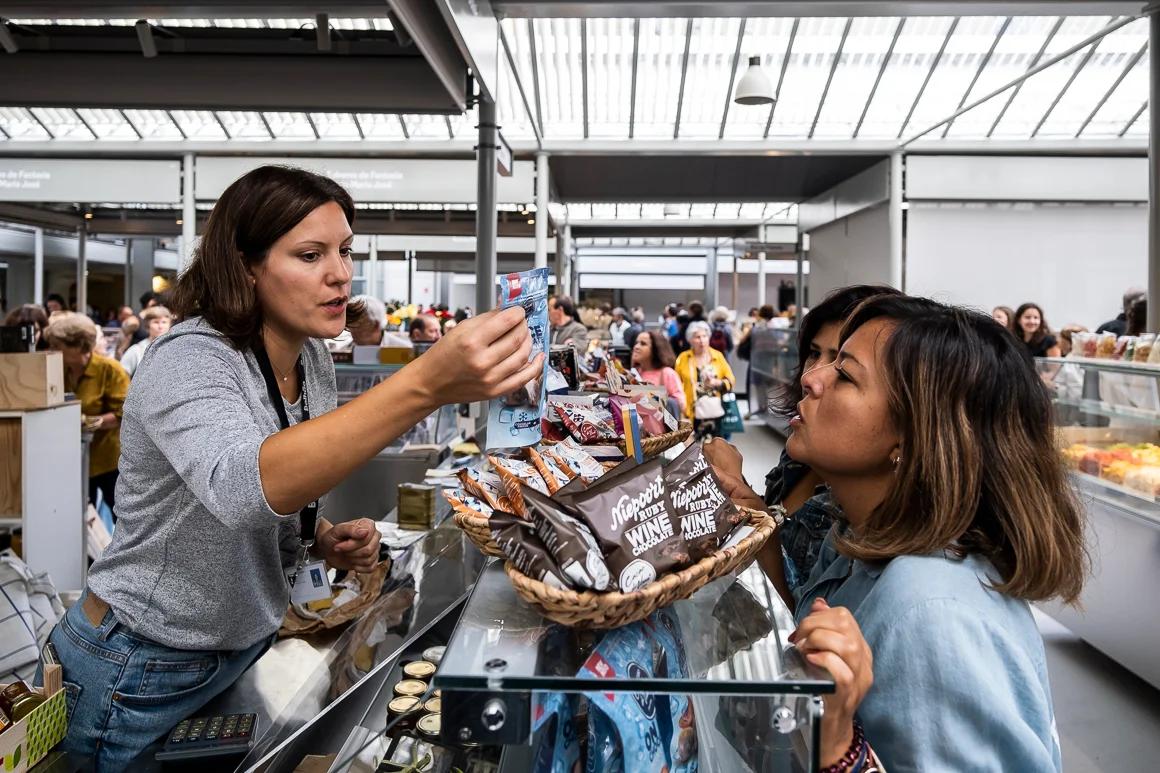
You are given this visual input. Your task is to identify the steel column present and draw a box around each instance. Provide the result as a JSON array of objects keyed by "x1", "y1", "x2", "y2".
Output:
[
  {"x1": 705, "y1": 246, "x2": 719, "y2": 310},
  {"x1": 181, "y1": 152, "x2": 195, "y2": 272},
  {"x1": 33, "y1": 227, "x2": 43, "y2": 305},
  {"x1": 76, "y1": 221, "x2": 87, "y2": 315},
  {"x1": 534, "y1": 151, "x2": 549, "y2": 269},
  {"x1": 757, "y1": 251, "x2": 767, "y2": 307},
  {"x1": 476, "y1": 97, "x2": 499, "y2": 314},
  {"x1": 1149, "y1": 11, "x2": 1160, "y2": 331},
  {"x1": 889, "y1": 151, "x2": 904, "y2": 291}
]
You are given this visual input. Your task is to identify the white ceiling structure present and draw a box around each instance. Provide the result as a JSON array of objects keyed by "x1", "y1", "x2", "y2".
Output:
[{"x1": 0, "y1": 12, "x2": 1149, "y2": 147}]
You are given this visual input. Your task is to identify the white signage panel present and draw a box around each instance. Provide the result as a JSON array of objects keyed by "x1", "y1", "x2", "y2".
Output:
[
  {"x1": 0, "y1": 159, "x2": 181, "y2": 203},
  {"x1": 195, "y1": 157, "x2": 534, "y2": 203}
]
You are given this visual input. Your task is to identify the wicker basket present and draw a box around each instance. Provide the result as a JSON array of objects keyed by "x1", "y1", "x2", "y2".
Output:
[
  {"x1": 504, "y1": 506, "x2": 776, "y2": 629},
  {"x1": 453, "y1": 510, "x2": 505, "y2": 558},
  {"x1": 618, "y1": 422, "x2": 692, "y2": 458}
]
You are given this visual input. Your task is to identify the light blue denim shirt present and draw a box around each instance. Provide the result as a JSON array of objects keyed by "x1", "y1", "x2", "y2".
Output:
[{"x1": 795, "y1": 530, "x2": 1062, "y2": 772}]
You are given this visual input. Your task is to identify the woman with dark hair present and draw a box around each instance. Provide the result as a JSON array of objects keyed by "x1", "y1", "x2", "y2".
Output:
[
  {"x1": 1014, "y1": 302, "x2": 1062, "y2": 357},
  {"x1": 631, "y1": 329, "x2": 686, "y2": 410},
  {"x1": 712, "y1": 294, "x2": 1085, "y2": 770},
  {"x1": 44, "y1": 166, "x2": 543, "y2": 768},
  {"x1": 3, "y1": 302, "x2": 49, "y2": 349}
]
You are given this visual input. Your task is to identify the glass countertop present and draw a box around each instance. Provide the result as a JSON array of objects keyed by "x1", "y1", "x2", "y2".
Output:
[{"x1": 436, "y1": 560, "x2": 833, "y2": 697}]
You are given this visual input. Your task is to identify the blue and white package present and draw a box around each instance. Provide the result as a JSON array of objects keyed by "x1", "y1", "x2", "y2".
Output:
[{"x1": 487, "y1": 267, "x2": 550, "y2": 449}]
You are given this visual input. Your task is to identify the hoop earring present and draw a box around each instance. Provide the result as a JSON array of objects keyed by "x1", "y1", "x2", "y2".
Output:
[{"x1": 892, "y1": 455, "x2": 903, "y2": 469}]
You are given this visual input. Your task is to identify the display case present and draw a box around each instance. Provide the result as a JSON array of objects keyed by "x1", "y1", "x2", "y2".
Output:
[
  {"x1": 746, "y1": 325, "x2": 798, "y2": 435},
  {"x1": 298, "y1": 553, "x2": 832, "y2": 773},
  {"x1": 1035, "y1": 355, "x2": 1160, "y2": 689}
]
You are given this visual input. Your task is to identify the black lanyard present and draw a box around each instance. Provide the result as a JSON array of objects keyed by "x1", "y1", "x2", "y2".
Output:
[{"x1": 253, "y1": 344, "x2": 318, "y2": 551}]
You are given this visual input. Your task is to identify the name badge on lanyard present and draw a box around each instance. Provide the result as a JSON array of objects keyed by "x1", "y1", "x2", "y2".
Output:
[{"x1": 254, "y1": 345, "x2": 332, "y2": 603}]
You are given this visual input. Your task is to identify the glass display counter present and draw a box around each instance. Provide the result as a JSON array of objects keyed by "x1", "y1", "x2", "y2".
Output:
[
  {"x1": 309, "y1": 553, "x2": 832, "y2": 773},
  {"x1": 1035, "y1": 356, "x2": 1160, "y2": 689},
  {"x1": 746, "y1": 326, "x2": 798, "y2": 436}
]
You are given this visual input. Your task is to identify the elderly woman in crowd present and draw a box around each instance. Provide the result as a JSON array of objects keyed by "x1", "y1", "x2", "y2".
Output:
[
  {"x1": 44, "y1": 312, "x2": 130, "y2": 519},
  {"x1": 675, "y1": 319, "x2": 735, "y2": 437}
]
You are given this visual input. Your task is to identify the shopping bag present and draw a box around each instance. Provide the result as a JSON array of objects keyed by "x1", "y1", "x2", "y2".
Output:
[{"x1": 720, "y1": 393, "x2": 745, "y2": 434}]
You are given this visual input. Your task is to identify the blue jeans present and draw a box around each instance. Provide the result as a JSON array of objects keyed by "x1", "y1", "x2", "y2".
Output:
[{"x1": 38, "y1": 593, "x2": 271, "y2": 771}]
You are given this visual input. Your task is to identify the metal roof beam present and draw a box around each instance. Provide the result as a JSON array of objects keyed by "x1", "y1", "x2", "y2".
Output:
[
  {"x1": 492, "y1": 2, "x2": 1143, "y2": 17},
  {"x1": 765, "y1": 17, "x2": 799, "y2": 139},
  {"x1": 1076, "y1": 40, "x2": 1148, "y2": 137},
  {"x1": 718, "y1": 18, "x2": 747, "y2": 140},
  {"x1": 985, "y1": 16, "x2": 1065, "y2": 138},
  {"x1": 853, "y1": 17, "x2": 902, "y2": 138},
  {"x1": 673, "y1": 19, "x2": 693, "y2": 140},
  {"x1": 73, "y1": 108, "x2": 99, "y2": 139},
  {"x1": 1119, "y1": 100, "x2": 1147, "y2": 136},
  {"x1": 120, "y1": 108, "x2": 143, "y2": 139},
  {"x1": 27, "y1": 108, "x2": 55, "y2": 139},
  {"x1": 1032, "y1": 16, "x2": 1117, "y2": 137},
  {"x1": 166, "y1": 109, "x2": 187, "y2": 139},
  {"x1": 581, "y1": 18, "x2": 589, "y2": 139},
  {"x1": 629, "y1": 19, "x2": 641, "y2": 139},
  {"x1": 897, "y1": 16, "x2": 959, "y2": 139},
  {"x1": 527, "y1": 20, "x2": 546, "y2": 139},
  {"x1": 352, "y1": 113, "x2": 365, "y2": 139},
  {"x1": 499, "y1": 22, "x2": 543, "y2": 147},
  {"x1": 809, "y1": 17, "x2": 851, "y2": 139},
  {"x1": 941, "y1": 16, "x2": 1011, "y2": 138},
  {"x1": 211, "y1": 110, "x2": 231, "y2": 138}
]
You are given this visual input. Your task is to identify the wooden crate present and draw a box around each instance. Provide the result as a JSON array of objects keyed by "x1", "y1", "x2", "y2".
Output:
[
  {"x1": 0, "y1": 353, "x2": 64, "y2": 410},
  {"x1": 0, "y1": 418, "x2": 19, "y2": 517}
]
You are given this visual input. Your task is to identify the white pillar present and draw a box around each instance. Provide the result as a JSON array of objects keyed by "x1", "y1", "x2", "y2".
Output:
[
  {"x1": 1149, "y1": 11, "x2": 1160, "y2": 330},
  {"x1": 757, "y1": 251, "x2": 767, "y2": 307},
  {"x1": 534, "y1": 151, "x2": 549, "y2": 269},
  {"x1": 889, "y1": 151, "x2": 904, "y2": 291},
  {"x1": 181, "y1": 153, "x2": 196, "y2": 272},
  {"x1": 33, "y1": 227, "x2": 44, "y2": 304},
  {"x1": 368, "y1": 237, "x2": 379, "y2": 300},
  {"x1": 76, "y1": 224, "x2": 87, "y2": 315}
]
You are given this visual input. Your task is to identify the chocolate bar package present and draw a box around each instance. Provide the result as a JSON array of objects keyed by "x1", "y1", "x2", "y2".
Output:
[
  {"x1": 549, "y1": 438, "x2": 608, "y2": 483},
  {"x1": 487, "y1": 267, "x2": 550, "y2": 449},
  {"x1": 570, "y1": 458, "x2": 690, "y2": 593},
  {"x1": 444, "y1": 491, "x2": 495, "y2": 518},
  {"x1": 522, "y1": 486, "x2": 613, "y2": 592},
  {"x1": 555, "y1": 403, "x2": 619, "y2": 444},
  {"x1": 529, "y1": 447, "x2": 573, "y2": 493},
  {"x1": 663, "y1": 443, "x2": 740, "y2": 561},
  {"x1": 549, "y1": 345, "x2": 580, "y2": 391},
  {"x1": 491, "y1": 510, "x2": 571, "y2": 590},
  {"x1": 457, "y1": 468, "x2": 509, "y2": 511},
  {"x1": 490, "y1": 455, "x2": 549, "y2": 517}
]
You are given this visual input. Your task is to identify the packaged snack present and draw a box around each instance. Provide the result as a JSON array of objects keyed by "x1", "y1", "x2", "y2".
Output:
[
  {"x1": 531, "y1": 691, "x2": 581, "y2": 773},
  {"x1": 529, "y1": 447, "x2": 573, "y2": 493},
  {"x1": 1096, "y1": 332, "x2": 1117, "y2": 359},
  {"x1": 457, "y1": 468, "x2": 509, "y2": 511},
  {"x1": 1124, "y1": 336, "x2": 1139, "y2": 362},
  {"x1": 549, "y1": 345, "x2": 581, "y2": 391},
  {"x1": 1112, "y1": 336, "x2": 1134, "y2": 360},
  {"x1": 541, "y1": 415, "x2": 572, "y2": 443},
  {"x1": 1077, "y1": 331, "x2": 1097, "y2": 358},
  {"x1": 663, "y1": 443, "x2": 742, "y2": 561},
  {"x1": 487, "y1": 267, "x2": 550, "y2": 449},
  {"x1": 522, "y1": 485, "x2": 613, "y2": 591},
  {"x1": 1151, "y1": 338, "x2": 1160, "y2": 364},
  {"x1": 555, "y1": 403, "x2": 620, "y2": 444},
  {"x1": 490, "y1": 455, "x2": 550, "y2": 517},
  {"x1": 1134, "y1": 333, "x2": 1155, "y2": 363},
  {"x1": 443, "y1": 491, "x2": 495, "y2": 518},
  {"x1": 491, "y1": 510, "x2": 571, "y2": 589},
  {"x1": 570, "y1": 458, "x2": 690, "y2": 592},
  {"x1": 549, "y1": 438, "x2": 608, "y2": 483}
]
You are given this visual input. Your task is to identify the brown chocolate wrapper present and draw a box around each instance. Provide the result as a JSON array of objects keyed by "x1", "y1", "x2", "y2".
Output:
[
  {"x1": 528, "y1": 447, "x2": 572, "y2": 493},
  {"x1": 520, "y1": 485, "x2": 613, "y2": 591},
  {"x1": 490, "y1": 510, "x2": 571, "y2": 590},
  {"x1": 664, "y1": 443, "x2": 746, "y2": 560},
  {"x1": 554, "y1": 403, "x2": 619, "y2": 444},
  {"x1": 489, "y1": 455, "x2": 549, "y2": 517},
  {"x1": 457, "y1": 469, "x2": 507, "y2": 511},
  {"x1": 444, "y1": 491, "x2": 495, "y2": 519},
  {"x1": 570, "y1": 457, "x2": 690, "y2": 592}
]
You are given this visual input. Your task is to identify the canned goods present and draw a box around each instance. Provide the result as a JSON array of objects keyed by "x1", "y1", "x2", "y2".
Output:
[
  {"x1": 387, "y1": 696, "x2": 421, "y2": 720},
  {"x1": 392, "y1": 679, "x2": 427, "y2": 697},
  {"x1": 417, "y1": 713, "x2": 441, "y2": 739},
  {"x1": 422, "y1": 646, "x2": 446, "y2": 666},
  {"x1": 403, "y1": 660, "x2": 437, "y2": 680},
  {"x1": 423, "y1": 697, "x2": 441, "y2": 714}
]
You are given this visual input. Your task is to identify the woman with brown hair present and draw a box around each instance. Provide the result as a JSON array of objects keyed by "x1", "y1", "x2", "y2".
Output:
[
  {"x1": 709, "y1": 295, "x2": 1084, "y2": 771},
  {"x1": 1014, "y1": 301, "x2": 1062, "y2": 357},
  {"x1": 630, "y1": 328, "x2": 685, "y2": 405},
  {"x1": 43, "y1": 166, "x2": 543, "y2": 768}
]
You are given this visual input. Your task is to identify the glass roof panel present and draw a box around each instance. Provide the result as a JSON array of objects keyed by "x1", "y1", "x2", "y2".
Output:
[
  {"x1": 897, "y1": 16, "x2": 1009, "y2": 139},
  {"x1": 583, "y1": 18, "x2": 637, "y2": 138},
  {"x1": 170, "y1": 110, "x2": 227, "y2": 140},
  {"x1": 529, "y1": 18, "x2": 584, "y2": 139},
  {"x1": 262, "y1": 112, "x2": 316, "y2": 140},
  {"x1": 122, "y1": 109, "x2": 184, "y2": 140},
  {"x1": 307, "y1": 112, "x2": 362, "y2": 140},
  {"x1": 855, "y1": 16, "x2": 956, "y2": 138},
  {"x1": 213, "y1": 111, "x2": 268, "y2": 140},
  {"x1": 990, "y1": 15, "x2": 1114, "y2": 138},
  {"x1": 678, "y1": 17, "x2": 744, "y2": 140},
  {"x1": 632, "y1": 17, "x2": 688, "y2": 139},
  {"x1": 404, "y1": 114, "x2": 451, "y2": 139},
  {"x1": 767, "y1": 17, "x2": 861, "y2": 138},
  {"x1": 496, "y1": 20, "x2": 536, "y2": 140},
  {"x1": 721, "y1": 17, "x2": 795, "y2": 139},
  {"x1": 74, "y1": 108, "x2": 135, "y2": 140},
  {"x1": 1080, "y1": 47, "x2": 1150, "y2": 137},
  {"x1": 807, "y1": 16, "x2": 901, "y2": 139},
  {"x1": 1036, "y1": 16, "x2": 1149, "y2": 137},
  {"x1": 0, "y1": 108, "x2": 50, "y2": 140},
  {"x1": 352, "y1": 113, "x2": 406, "y2": 140}
]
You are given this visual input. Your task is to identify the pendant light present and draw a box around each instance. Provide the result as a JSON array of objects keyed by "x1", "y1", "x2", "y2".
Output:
[{"x1": 734, "y1": 56, "x2": 774, "y2": 106}]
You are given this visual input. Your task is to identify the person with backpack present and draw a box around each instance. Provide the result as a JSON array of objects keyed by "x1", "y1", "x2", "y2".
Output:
[{"x1": 708, "y1": 306, "x2": 734, "y2": 354}]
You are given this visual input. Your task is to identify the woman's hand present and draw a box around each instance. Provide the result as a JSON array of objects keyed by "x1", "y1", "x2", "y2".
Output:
[
  {"x1": 407, "y1": 307, "x2": 545, "y2": 407},
  {"x1": 703, "y1": 438, "x2": 764, "y2": 509},
  {"x1": 316, "y1": 518, "x2": 380, "y2": 573},
  {"x1": 790, "y1": 598, "x2": 874, "y2": 766}
]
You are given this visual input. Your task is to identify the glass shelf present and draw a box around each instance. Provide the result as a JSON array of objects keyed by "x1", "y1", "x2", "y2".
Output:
[
  {"x1": 1054, "y1": 397, "x2": 1160, "y2": 424},
  {"x1": 1039, "y1": 356, "x2": 1160, "y2": 378},
  {"x1": 436, "y1": 561, "x2": 833, "y2": 697}
]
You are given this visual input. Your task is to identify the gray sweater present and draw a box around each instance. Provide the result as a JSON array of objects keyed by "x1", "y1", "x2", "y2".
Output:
[{"x1": 87, "y1": 318, "x2": 336, "y2": 651}]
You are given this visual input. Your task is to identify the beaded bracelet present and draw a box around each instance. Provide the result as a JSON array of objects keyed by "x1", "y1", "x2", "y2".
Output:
[{"x1": 820, "y1": 720, "x2": 868, "y2": 773}]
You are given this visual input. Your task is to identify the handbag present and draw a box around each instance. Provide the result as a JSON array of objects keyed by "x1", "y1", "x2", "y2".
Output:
[
  {"x1": 720, "y1": 392, "x2": 745, "y2": 434},
  {"x1": 687, "y1": 355, "x2": 725, "y2": 420}
]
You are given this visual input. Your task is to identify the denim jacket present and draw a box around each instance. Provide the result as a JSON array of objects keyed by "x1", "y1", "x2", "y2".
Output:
[
  {"x1": 764, "y1": 449, "x2": 838, "y2": 592},
  {"x1": 794, "y1": 533, "x2": 1063, "y2": 772}
]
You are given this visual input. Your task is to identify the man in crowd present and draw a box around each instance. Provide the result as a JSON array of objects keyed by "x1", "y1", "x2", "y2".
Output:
[
  {"x1": 624, "y1": 308, "x2": 645, "y2": 350},
  {"x1": 1097, "y1": 286, "x2": 1147, "y2": 336},
  {"x1": 549, "y1": 295, "x2": 589, "y2": 354},
  {"x1": 45, "y1": 294, "x2": 67, "y2": 315},
  {"x1": 409, "y1": 314, "x2": 442, "y2": 344}
]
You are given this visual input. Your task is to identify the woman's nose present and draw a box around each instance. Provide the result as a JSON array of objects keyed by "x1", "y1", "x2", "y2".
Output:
[{"x1": 801, "y1": 361, "x2": 836, "y2": 398}]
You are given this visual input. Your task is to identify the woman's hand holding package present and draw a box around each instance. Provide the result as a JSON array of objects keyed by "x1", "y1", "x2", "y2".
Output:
[
  {"x1": 410, "y1": 306, "x2": 546, "y2": 405},
  {"x1": 790, "y1": 598, "x2": 874, "y2": 767},
  {"x1": 702, "y1": 438, "x2": 764, "y2": 509},
  {"x1": 316, "y1": 517, "x2": 380, "y2": 573}
]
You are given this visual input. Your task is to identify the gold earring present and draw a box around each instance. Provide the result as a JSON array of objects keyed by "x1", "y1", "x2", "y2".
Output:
[{"x1": 893, "y1": 455, "x2": 903, "y2": 468}]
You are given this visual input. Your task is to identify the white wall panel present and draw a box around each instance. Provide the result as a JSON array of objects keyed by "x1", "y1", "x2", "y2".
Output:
[
  {"x1": 906, "y1": 202, "x2": 1147, "y2": 330},
  {"x1": 805, "y1": 203, "x2": 893, "y2": 302},
  {"x1": 907, "y1": 155, "x2": 1148, "y2": 202}
]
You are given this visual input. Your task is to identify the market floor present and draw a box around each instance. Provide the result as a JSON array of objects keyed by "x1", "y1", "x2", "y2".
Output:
[{"x1": 730, "y1": 420, "x2": 1160, "y2": 772}]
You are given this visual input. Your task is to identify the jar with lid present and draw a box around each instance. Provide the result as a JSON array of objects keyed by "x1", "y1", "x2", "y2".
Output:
[{"x1": 0, "y1": 681, "x2": 44, "y2": 722}]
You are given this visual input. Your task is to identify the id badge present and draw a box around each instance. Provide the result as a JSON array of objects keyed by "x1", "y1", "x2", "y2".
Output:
[{"x1": 287, "y1": 560, "x2": 332, "y2": 604}]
